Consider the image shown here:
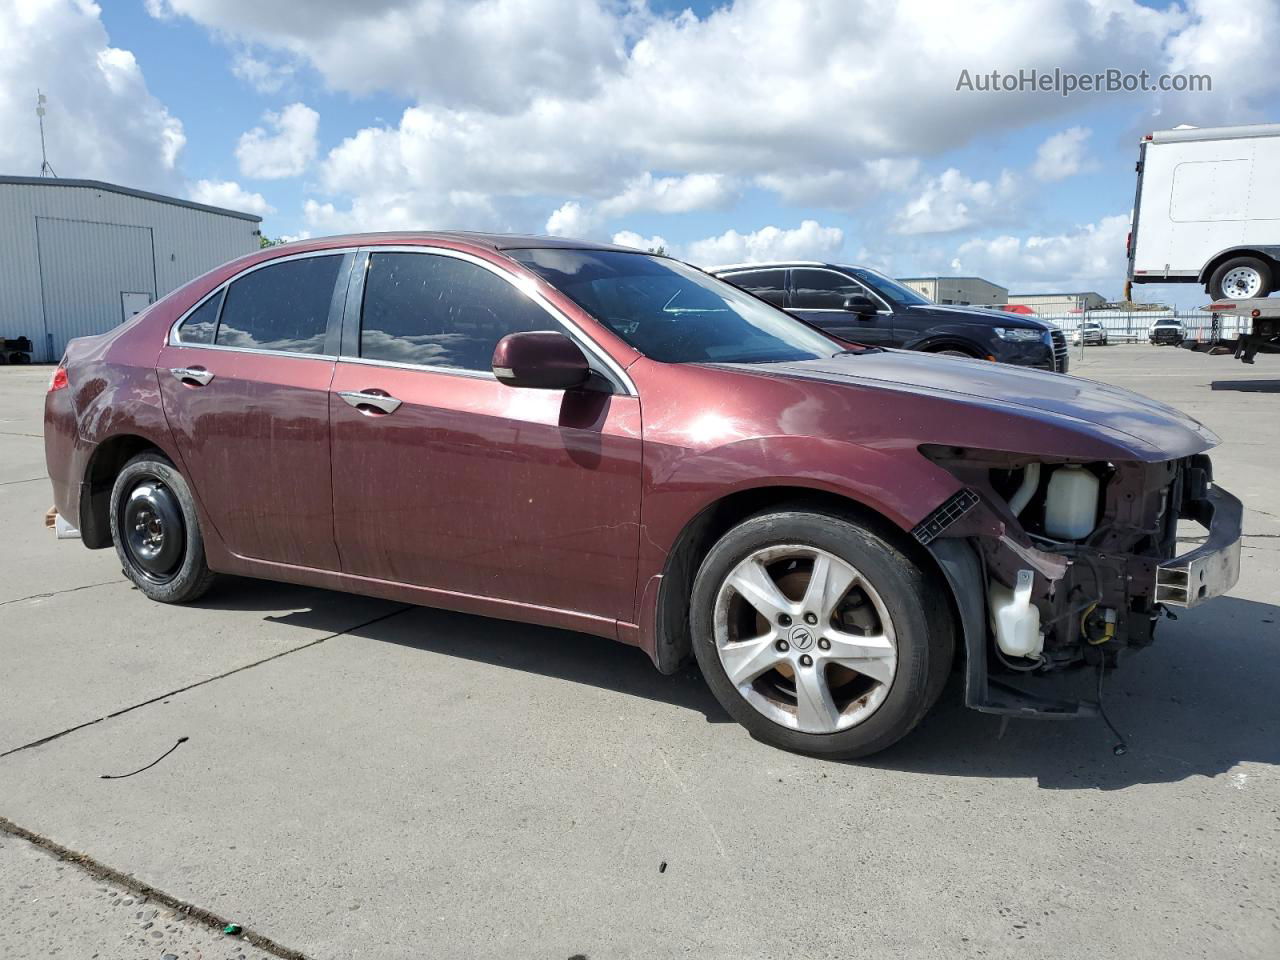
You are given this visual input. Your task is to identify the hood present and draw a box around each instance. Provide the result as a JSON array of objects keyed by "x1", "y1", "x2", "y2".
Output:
[
  {"x1": 905, "y1": 303, "x2": 1051, "y2": 329},
  {"x1": 718, "y1": 349, "x2": 1218, "y2": 461}
]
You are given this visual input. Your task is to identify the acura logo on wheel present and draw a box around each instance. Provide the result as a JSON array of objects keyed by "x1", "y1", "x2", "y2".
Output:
[{"x1": 788, "y1": 625, "x2": 815, "y2": 650}]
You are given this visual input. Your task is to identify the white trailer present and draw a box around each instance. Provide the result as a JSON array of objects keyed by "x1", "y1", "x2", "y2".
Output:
[{"x1": 1126, "y1": 123, "x2": 1280, "y2": 301}]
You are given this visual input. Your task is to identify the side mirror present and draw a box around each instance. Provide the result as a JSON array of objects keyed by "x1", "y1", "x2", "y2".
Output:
[
  {"x1": 492, "y1": 330, "x2": 591, "y2": 390},
  {"x1": 842, "y1": 294, "x2": 877, "y2": 314}
]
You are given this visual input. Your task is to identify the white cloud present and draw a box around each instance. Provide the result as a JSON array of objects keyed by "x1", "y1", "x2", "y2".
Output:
[
  {"x1": 545, "y1": 172, "x2": 735, "y2": 237},
  {"x1": 545, "y1": 201, "x2": 594, "y2": 238},
  {"x1": 1033, "y1": 127, "x2": 1094, "y2": 182},
  {"x1": 611, "y1": 230, "x2": 669, "y2": 253},
  {"x1": 758, "y1": 159, "x2": 921, "y2": 210},
  {"x1": 168, "y1": 0, "x2": 1211, "y2": 234},
  {"x1": 952, "y1": 214, "x2": 1130, "y2": 294},
  {"x1": 1164, "y1": 0, "x2": 1280, "y2": 123},
  {"x1": 236, "y1": 102, "x2": 319, "y2": 179},
  {"x1": 893, "y1": 169, "x2": 1020, "y2": 235},
  {"x1": 189, "y1": 179, "x2": 275, "y2": 216},
  {"x1": 686, "y1": 220, "x2": 845, "y2": 267},
  {"x1": 0, "y1": 0, "x2": 185, "y2": 189},
  {"x1": 231, "y1": 51, "x2": 296, "y2": 93},
  {"x1": 148, "y1": 0, "x2": 1278, "y2": 238},
  {"x1": 597, "y1": 173, "x2": 734, "y2": 218},
  {"x1": 147, "y1": 0, "x2": 629, "y2": 111}
]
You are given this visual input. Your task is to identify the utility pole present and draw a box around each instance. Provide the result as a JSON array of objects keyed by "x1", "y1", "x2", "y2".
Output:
[{"x1": 37, "y1": 90, "x2": 57, "y2": 178}]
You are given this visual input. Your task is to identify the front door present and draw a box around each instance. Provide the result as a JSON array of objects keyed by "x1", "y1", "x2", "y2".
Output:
[
  {"x1": 789, "y1": 267, "x2": 894, "y2": 346},
  {"x1": 157, "y1": 251, "x2": 348, "y2": 569},
  {"x1": 329, "y1": 249, "x2": 643, "y2": 622}
]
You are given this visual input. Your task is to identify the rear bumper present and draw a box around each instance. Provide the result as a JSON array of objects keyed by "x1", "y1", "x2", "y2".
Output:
[{"x1": 1156, "y1": 485, "x2": 1242, "y2": 607}]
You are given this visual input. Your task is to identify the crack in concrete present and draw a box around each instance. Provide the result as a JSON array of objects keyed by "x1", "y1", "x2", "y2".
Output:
[
  {"x1": 0, "y1": 815, "x2": 312, "y2": 960},
  {"x1": 0, "y1": 475, "x2": 45, "y2": 485},
  {"x1": 0, "y1": 604, "x2": 414, "y2": 759},
  {"x1": 0, "y1": 579, "x2": 122, "y2": 608}
]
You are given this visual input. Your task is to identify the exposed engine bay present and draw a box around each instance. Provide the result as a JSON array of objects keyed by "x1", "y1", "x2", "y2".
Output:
[{"x1": 919, "y1": 445, "x2": 1242, "y2": 716}]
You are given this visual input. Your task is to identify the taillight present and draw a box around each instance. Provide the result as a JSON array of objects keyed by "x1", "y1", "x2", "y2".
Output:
[{"x1": 48, "y1": 366, "x2": 68, "y2": 392}]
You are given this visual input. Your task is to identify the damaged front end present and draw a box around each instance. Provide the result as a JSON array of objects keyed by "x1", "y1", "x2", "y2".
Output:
[{"x1": 916, "y1": 445, "x2": 1242, "y2": 718}]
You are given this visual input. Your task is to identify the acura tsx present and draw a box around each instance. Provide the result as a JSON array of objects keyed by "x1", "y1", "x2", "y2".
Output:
[{"x1": 44, "y1": 233, "x2": 1242, "y2": 758}]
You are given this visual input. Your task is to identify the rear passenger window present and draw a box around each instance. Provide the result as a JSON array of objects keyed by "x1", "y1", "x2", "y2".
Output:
[
  {"x1": 725, "y1": 269, "x2": 787, "y2": 307},
  {"x1": 178, "y1": 289, "x2": 222, "y2": 345},
  {"x1": 359, "y1": 252, "x2": 551, "y2": 371},
  {"x1": 215, "y1": 255, "x2": 342, "y2": 354}
]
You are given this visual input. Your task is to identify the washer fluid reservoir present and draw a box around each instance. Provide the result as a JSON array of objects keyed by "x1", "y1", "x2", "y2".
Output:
[{"x1": 1043, "y1": 464, "x2": 1099, "y2": 540}]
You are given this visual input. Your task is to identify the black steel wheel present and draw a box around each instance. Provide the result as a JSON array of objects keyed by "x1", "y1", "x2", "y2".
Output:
[
  {"x1": 119, "y1": 479, "x2": 185, "y2": 583},
  {"x1": 110, "y1": 452, "x2": 215, "y2": 603}
]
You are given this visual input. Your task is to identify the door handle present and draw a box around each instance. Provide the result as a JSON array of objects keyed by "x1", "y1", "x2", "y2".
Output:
[
  {"x1": 170, "y1": 367, "x2": 214, "y2": 386},
  {"x1": 339, "y1": 390, "x2": 402, "y2": 415}
]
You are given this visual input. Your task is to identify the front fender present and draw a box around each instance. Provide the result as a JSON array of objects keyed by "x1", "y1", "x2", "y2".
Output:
[{"x1": 644, "y1": 434, "x2": 961, "y2": 546}]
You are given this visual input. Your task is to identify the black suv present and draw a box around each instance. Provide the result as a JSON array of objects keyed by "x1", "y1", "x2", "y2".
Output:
[{"x1": 711, "y1": 262, "x2": 1068, "y2": 372}]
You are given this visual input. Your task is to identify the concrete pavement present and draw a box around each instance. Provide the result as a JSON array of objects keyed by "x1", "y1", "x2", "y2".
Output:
[{"x1": 1, "y1": 348, "x2": 1277, "y2": 958}]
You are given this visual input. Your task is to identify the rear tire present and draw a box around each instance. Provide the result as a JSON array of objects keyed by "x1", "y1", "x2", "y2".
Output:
[
  {"x1": 689, "y1": 509, "x2": 954, "y2": 759},
  {"x1": 935, "y1": 348, "x2": 974, "y2": 358},
  {"x1": 1209, "y1": 256, "x2": 1273, "y2": 301},
  {"x1": 110, "y1": 452, "x2": 215, "y2": 603}
]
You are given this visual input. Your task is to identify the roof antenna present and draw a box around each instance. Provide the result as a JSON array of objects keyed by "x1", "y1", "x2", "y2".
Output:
[{"x1": 36, "y1": 90, "x2": 57, "y2": 178}]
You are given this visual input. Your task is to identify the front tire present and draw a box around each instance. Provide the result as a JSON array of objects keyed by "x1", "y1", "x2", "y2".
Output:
[
  {"x1": 1209, "y1": 256, "x2": 1272, "y2": 301},
  {"x1": 689, "y1": 510, "x2": 954, "y2": 759},
  {"x1": 110, "y1": 452, "x2": 215, "y2": 603}
]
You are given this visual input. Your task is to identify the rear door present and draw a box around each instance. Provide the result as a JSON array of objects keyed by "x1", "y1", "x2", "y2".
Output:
[
  {"x1": 328, "y1": 247, "x2": 643, "y2": 623},
  {"x1": 788, "y1": 268, "x2": 895, "y2": 346},
  {"x1": 157, "y1": 250, "x2": 351, "y2": 569}
]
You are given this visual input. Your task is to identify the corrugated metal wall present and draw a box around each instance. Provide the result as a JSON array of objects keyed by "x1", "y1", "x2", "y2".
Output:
[{"x1": 0, "y1": 180, "x2": 260, "y2": 361}]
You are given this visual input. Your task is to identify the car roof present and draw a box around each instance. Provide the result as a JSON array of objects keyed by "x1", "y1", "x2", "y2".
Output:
[
  {"x1": 709, "y1": 261, "x2": 831, "y2": 272},
  {"x1": 273, "y1": 231, "x2": 642, "y2": 254}
]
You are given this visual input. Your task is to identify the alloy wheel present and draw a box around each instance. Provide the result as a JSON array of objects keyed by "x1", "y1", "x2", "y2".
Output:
[{"x1": 712, "y1": 545, "x2": 897, "y2": 734}]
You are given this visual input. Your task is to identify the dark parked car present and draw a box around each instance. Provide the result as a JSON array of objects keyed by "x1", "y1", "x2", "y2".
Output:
[
  {"x1": 45, "y1": 234, "x2": 1240, "y2": 758},
  {"x1": 711, "y1": 262, "x2": 1069, "y2": 372},
  {"x1": 1150, "y1": 318, "x2": 1185, "y2": 345}
]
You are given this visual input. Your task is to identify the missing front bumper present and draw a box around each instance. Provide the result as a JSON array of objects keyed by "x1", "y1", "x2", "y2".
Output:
[{"x1": 1155, "y1": 485, "x2": 1242, "y2": 607}]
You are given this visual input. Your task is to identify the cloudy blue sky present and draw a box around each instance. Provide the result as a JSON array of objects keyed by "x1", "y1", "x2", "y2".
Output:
[{"x1": 2, "y1": 0, "x2": 1277, "y2": 305}]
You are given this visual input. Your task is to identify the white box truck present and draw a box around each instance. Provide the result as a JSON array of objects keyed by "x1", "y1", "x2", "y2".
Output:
[{"x1": 1126, "y1": 123, "x2": 1280, "y2": 301}]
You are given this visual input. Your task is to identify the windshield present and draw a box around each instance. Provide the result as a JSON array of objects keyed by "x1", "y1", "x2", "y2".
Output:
[
  {"x1": 511, "y1": 249, "x2": 842, "y2": 364},
  {"x1": 841, "y1": 267, "x2": 933, "y2": 306}
]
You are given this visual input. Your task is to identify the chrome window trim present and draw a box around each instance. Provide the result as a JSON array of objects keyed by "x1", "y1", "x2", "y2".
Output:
[
  {"x1": 338, "y1": 354, "x2": 498, "y2": 381},
  {"x1": 790, "y1": 267, "x2": 893, "y2": 316},
  {"x1": 351, "y1": 244, "x2": 637, "y2": 396},
  {"x1": 167, "y1": 247, "x2": 358, "y2": 355}
]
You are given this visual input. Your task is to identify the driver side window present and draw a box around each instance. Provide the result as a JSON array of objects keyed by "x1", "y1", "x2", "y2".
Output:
[
  {"x1": 359, "y1": 252, "x2": 551, "y2": 371},
  {"x1": 791, "y1": 269, "x2": 868, "y2": 311}
]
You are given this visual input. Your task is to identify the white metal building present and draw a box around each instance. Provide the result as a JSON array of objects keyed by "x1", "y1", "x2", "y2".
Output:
[
  {"x1": 1008, "y1": 291, "x2": 1108, "y2": 314},
  {"x1": 0, "y1": 176, "x2": 262, "y2": 361},
  {"x1": 896, "y1": 276, "x2": 1008, "y2": 306}
]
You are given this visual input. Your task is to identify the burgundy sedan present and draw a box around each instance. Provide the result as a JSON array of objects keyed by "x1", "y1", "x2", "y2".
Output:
[{"x1": 45, "y1": 234, "x2": 1241, "y2": 758}]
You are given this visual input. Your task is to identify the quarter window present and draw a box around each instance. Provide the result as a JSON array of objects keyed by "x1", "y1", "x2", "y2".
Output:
[
  {"x1": 726, "y1": 269, "x2": 787, "y2": 307},
  {"x1": 791, "y1": 269, "x2": 867, "y2": 311},
  {"x1": 178, "y1": 289, "x2": 222, "y2": 345},
  {"x1": 359, "y1": 252, "x2": 552, "y2": 372},
  {"x1": 215, "y1": 255, "x2": 342, "y2": 354}
]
